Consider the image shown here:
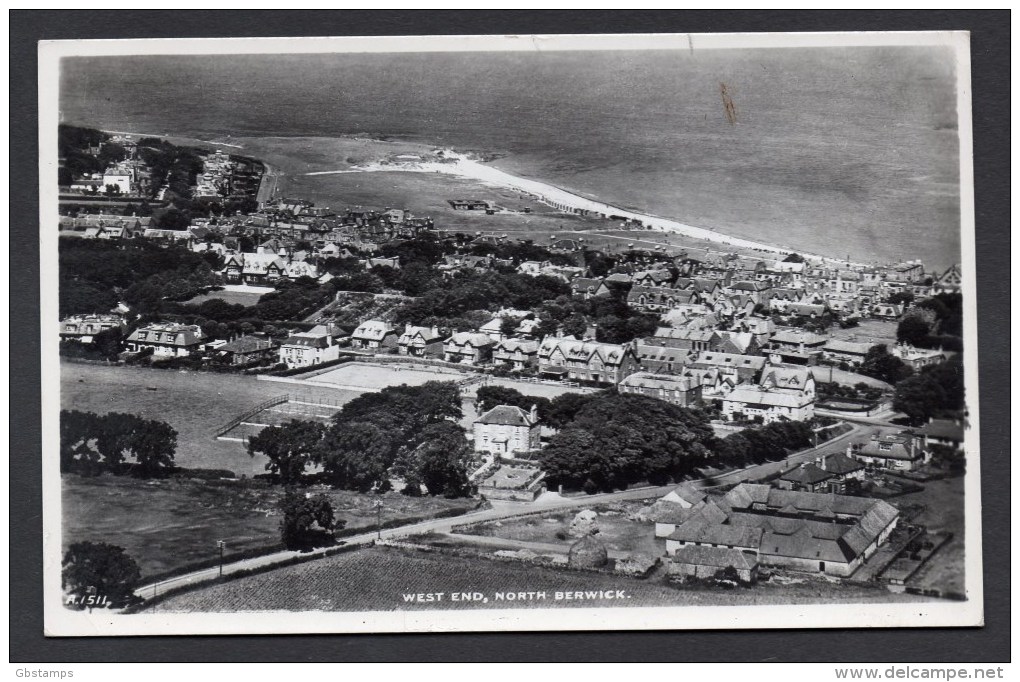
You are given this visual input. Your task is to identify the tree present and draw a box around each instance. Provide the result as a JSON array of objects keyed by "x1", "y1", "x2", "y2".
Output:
[
  {"x1": 60, "y1": 411, "x2": 177, "y2": 477},
  {"x1": 407, "y1": 422, "x2": 473, "y2": 498},
  {"x1": 782, "y1": 253, "x2": 805, "y2": 263},
  {"x1": 92, "y1": 327, "x2": 125, "y2": 360},
  {"x1": 278, "y1": 489, "x2": 342, "y2": 550},
  {"x1": 541, "y1": 394, "x2": 714, "y2": 491},
  {"x1": 887, "y1": 290, "x2": 915, "y2": 306},
  {"x1": 60, "y1": 410, "x2": 104, "y2": 476},
  {"x1": 475, "y1": 385, "x2": 549, "y2": 417},
  {"x1": 316, "y1": 422, "x2": 394, "y2": 492},
  {"x1": 893, "y1": 357, "x2": 964, "y2": 424},
  {"x1": 131, "y1": 419, "x2": 178, "y2": 477},
  {"x1": 544, "y1": 392, "x2": 597, "y2": 429},
  {"x1": 859, "y1": 344, "x2": 914, "y2": 385},
  {"x1": 248, "y1": 420, "x2": 324, "y2": 484},
  {"x1": 62, "y1": 542, "x2": 142, "y2": 609},
  {"x1": 897, "y1": 309, "x2": 935, "y2": 346},
  {"x1": 892, "y1": 375, "x2": 947, "y2": 424}
]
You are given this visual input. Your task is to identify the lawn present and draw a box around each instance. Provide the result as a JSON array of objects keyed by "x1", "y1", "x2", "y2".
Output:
[
  {"x1": 185, "y1": 288, "x2": 268, "y2": 307},
  {"x1": 829, "y1": 318, "x2": 900, "y2": 346},
  {"x1": 305, "y1": 361, "x2": 471, "y2": 392},
  {"x1": 156, "y1": 545, "x2": 926, "y2": 613},
  {"x1": 457, "y1": 501, "x2": 663, "y2": 559},
  {"x1": 464, "y1": 377, "x2": 599, "y2": 400},
  {"x1": 890, "y1": 475, "x2": 967, "y2": 595},
  {"x1": 61, "y1": 474, "x2": 477, "y2": 578},
  {"x1": 60, "y1": 361, "x2": 362, "y2": 475}
]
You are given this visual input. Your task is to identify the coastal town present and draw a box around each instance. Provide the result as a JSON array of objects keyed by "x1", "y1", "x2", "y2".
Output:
[{"x1": 57, "y1": 124, "x2": 968, "y2": 613}]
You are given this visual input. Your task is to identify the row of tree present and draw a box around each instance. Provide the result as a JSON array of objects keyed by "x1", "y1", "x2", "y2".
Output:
[
  {"x1": 540, "y1": 392, "x2": 716, "y2": 493},
  {"x1": 60, "y1": 410, "x2": 177, "y2": 477},
  {"x1": 473, "y1": 385, "x2": 597, "y2": 430},
  {"x1": 247, "y1": 382, "x2": 473, "y2": 498},
  {"x1": 59, "y1": 238, "x2": 224, "y2": 318},
  {"x1": 713, "y1": 420, "x2": 814, "y2": 469}
]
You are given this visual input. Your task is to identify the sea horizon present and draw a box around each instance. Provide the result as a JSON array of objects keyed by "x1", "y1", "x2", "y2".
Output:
[{"x1": 59, "y1": 46, "x2": 963, "y2": 270}]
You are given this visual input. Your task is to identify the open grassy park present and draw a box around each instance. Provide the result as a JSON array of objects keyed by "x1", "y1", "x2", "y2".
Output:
[
  {"x1": 156, "y1": 544, "x2": 926, "y2": 613},
  {"x1": 61, "y1": 475, "x2": 477, "y2": 579},
  {"x1": 60, "y1": 360, "x2": 362, "y2": 475}
]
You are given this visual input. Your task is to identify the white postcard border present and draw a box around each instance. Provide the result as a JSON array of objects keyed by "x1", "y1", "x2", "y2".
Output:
[{"x1": 39, "y1": 30, "x2": 983, "y2": 636}]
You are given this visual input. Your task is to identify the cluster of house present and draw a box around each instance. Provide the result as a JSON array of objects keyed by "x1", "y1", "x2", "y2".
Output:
[
  {"x1": 230, "y1": 200, "x2": 435, "y2": 254},
  {"x1": 651, "y1": 481, "x2": 901, "y2": 580},
  {"x1": 191, "y1": 150, "x2": 253, "y2": 201},
  {"x1": 63, "y1": 136, "x2": 150, "y2": 197},
  {"x1": 648, "y1": 412, "x2": 965, "y2": 582},
  {"x1": 572, "y1": 250, "x2": 961, "y2": 320}
]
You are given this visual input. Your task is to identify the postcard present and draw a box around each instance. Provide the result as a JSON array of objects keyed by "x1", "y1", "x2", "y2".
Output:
[{"x1": 41, "y1": 31, "x2": 982, "y2": 635}]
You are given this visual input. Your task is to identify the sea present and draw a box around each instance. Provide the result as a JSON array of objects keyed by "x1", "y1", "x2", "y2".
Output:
[{"x1": 59, "y1": 46, "x2": 962, "y2": 270}]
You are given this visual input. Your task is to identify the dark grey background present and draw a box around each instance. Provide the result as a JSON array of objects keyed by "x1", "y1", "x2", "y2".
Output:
[{"x1": 10, "y1": 10, "x2": 1010, "y2": 663}]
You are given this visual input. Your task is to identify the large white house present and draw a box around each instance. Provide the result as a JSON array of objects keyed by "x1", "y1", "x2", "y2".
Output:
[
  {"x1": 126, "y1": 322, "x2": 207, "y2": 357},
  {"x1": 278, "y1": 325, "x2": 341, "y2": 368},
  {"x1": 473, "y1": 404, "x2": 541, "y2": 458},
  {"x1": 720, "y1": 365, "x2": 816, "y2": 424}
]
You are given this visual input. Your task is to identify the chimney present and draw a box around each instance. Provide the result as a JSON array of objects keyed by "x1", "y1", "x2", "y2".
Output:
[{"x1": 530, "y1": 404, "x2": 539, "y2": 423}]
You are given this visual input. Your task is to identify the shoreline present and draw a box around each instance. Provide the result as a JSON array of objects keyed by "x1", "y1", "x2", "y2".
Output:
[
  {"x1": 96, "y1": 127, "x2": 860, "y2": 265},
  {"x1": 312, "y1": 150, "x2": 862, "y2": 266}
]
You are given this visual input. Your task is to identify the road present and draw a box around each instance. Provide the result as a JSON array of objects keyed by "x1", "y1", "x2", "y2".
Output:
[
  {"x1": 133, "y1": 425, "x2": 870, "y2": 603},
  {"x1": 256, "y1": 164, "x2": 280, "y2": 206}
]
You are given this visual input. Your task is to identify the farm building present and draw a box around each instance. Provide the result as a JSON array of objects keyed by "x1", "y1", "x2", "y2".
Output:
[
  {"x1": 667, "y1": 545, "x2": 759, "y2": 583},
  {"x1": 659, "y1": 484, "x2": 900, "y2": 578}
]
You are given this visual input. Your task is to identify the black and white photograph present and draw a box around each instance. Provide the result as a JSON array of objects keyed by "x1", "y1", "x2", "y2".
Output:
[{"x1": 39, "y1": 31, "x2": 982, "y2": 636}]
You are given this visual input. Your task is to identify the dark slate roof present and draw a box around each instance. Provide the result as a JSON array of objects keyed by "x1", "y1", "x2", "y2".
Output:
[
  {"x1": 918, "y1": 419, "x2": 965, "y2": 443},
  {"x1": 780, "y1": 463, "x2": 833, "y2": 486},
  {"x1": 669, "y1": 521, "x2": 763, "y2": 549},
  {"x1": 821, "y1": 452, "x2": 865, "y2": 475},
  {"x1": 219, "y1": 335, "x2": 277, "y2": 353},
  {"x1": 475, "y1": 405, "x2": 536, "y2": 427},
  {"x1": 672, "y1": 545, "x2": 758, "y2": 571}
]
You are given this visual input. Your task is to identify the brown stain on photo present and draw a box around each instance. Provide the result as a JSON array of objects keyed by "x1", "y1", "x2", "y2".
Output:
[{"x1": 720, "y1": 82, "x2": 737, "y2": 125}]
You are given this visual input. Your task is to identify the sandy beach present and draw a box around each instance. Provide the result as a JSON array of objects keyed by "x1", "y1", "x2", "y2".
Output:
[{"x1": 310, "y1": 152, "x2": 857, "y2": 265}]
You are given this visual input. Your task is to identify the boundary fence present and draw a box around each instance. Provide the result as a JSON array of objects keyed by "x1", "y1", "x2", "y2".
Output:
[{"x1": 212, "y1": 395, "x2": 289, "y2": 438}]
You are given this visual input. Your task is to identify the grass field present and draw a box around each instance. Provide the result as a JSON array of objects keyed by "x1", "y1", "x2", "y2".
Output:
[
  {"x1": 185, "y1": 289, "x2": 268, "y2": 307},
  {"x1": 464, "y1": 377, "x2": 598, "y2": 401},
  {"x1": 156, "y1": 545, "x2": 926, "y2": 613},
  {"x1": 60, "y1": 361, "x2": 362, "y2": 475},
  {"x1": 306, "y1": 361, "x2": 471, "y2": 392},
  {"x1": 460, "y1": 502, "x2": 662, "y2": 558},
  {"x1": 892, "y1": 476, "x2": 967, "y2": 595},
  {"x1": 61, "y1": 474, "x2": 476, "y2": 578},
  {"x1": 829, "y1": 318, "x2": 900, "y2": 346}
]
